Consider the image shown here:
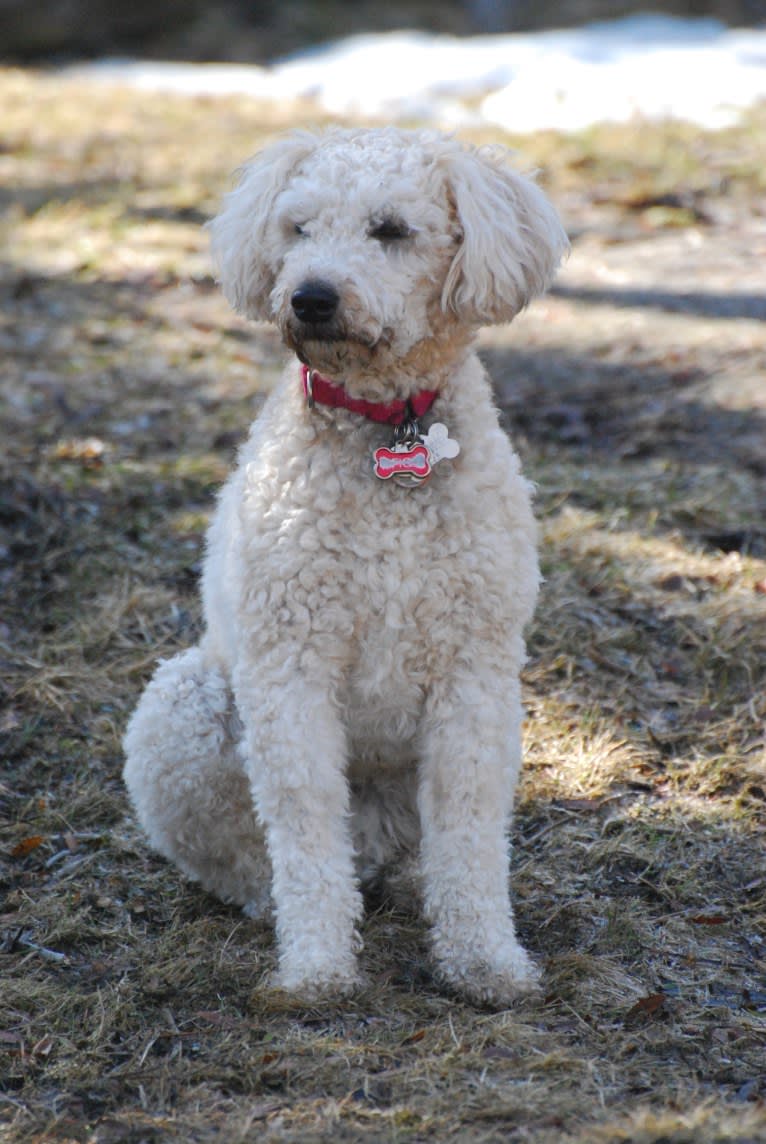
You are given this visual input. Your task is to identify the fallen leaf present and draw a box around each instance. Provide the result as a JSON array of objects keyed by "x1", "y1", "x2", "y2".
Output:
[
  {"x1": 624, "y1": 993, "x2": 666, "y2": 1025},
  {"x1": 690, "y1": 914, "x2": 728, "y2": 925},
  {"x1": 10, "y1": 835, "x2": 44, "y2": 858},
  {"x1": 32, "y1": 1035, "x2": 54, "y2": 1057},
  {"x1": 656, "y1": 573, "x2": 685, "y2": 591},
  {"x1": 52, "y1": 436, "x2": 107, "y2": 467},
  {"x1": 194, "y1": 1010, "x2": 240, "y2": 1028},
  {"x1": 552, "y1": 797, "x2": 603, "y2": 812}
]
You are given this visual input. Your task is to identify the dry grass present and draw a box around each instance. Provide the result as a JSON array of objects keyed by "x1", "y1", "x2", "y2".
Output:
[{"x1": 1, "y1": 68, "x2": 765, "y2": 1143}]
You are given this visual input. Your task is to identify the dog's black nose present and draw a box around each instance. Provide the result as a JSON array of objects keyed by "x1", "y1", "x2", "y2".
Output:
[{"x1": 291, "y1": 281, "x2": 339, "y2": 324}]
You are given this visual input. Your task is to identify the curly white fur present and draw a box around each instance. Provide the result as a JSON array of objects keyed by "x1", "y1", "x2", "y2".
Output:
[{"x1": 123, "y1": 127, "x2": 568, "y2": 1006}]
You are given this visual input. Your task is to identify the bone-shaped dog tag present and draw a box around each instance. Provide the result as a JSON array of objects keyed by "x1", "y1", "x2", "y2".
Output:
[
  {"x1": 373, "y1": 442, "x2": 432, "y2": 485},
  {"x1": 373, "y1": 422, "x2": 460, "y2": 488}
]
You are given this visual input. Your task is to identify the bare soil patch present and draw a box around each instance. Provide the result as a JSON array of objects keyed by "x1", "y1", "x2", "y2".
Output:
[{"x1": 1, "y1": 71, "x2": 765, "y2": 1142}]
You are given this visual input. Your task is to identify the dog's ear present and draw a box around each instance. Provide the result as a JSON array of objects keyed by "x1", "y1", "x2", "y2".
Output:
[
  {"x1": 440, "y1": 143, "x2": 569, "y2": 325},
  {"x1": 208, "y1": 132, "x2": 320, "y2": 320}
]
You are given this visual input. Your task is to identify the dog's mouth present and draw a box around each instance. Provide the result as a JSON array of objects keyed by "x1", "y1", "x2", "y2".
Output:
[
  {"x1": 283, "y1": 316, "x2": 385, "y2": 362},
  {"x1": 287, "y1": 322, "x2": 350, "y2": 347}
]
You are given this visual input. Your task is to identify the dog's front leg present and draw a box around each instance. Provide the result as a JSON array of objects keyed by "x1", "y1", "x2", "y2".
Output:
[
  {"x1": 419, "y1": 670, "x2": 540, "y2": 1007},
  {"x1": 234, "y1": 667, "x2": 363, "y2": 995}
]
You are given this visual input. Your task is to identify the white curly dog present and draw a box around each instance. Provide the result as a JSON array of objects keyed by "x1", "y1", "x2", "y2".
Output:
[{"x1": 123, "y1": 127, "x2": 568, "y2": 1006}]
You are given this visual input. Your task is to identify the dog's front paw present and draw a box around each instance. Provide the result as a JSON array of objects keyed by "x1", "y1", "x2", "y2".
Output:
[
  {"x1": 435, "y1": 940, "x2": 542, "y2": 1009},
  {"x1": 272, "y1": 952, "x2": 364, "y2": 1000},
  {"x1": 271, "y1": 969, "x2": 364, "y2": 1000}
]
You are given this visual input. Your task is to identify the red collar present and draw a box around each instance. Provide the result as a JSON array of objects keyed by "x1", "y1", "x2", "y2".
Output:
[{"x1": 301, "y1": 365, "x2": 437, "y2": 426}]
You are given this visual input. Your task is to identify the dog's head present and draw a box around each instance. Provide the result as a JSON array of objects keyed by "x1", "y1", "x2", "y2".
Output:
[{"x1": 210, "y1": 128, "x2": 568, "y2": 383}]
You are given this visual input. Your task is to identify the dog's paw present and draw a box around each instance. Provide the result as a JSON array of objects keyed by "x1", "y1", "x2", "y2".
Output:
[
  {"x1": 435, "y1": 944, "x2": 542, "y2": 1009},
  {"x1": 241, "y1": 889, "x2": 273, "y2": 921},
  {"x1": 271, "y1": 954, "x2": 364, "y2": 1000},
  {"x1": 269, "y1": 965, "x2": 365, "y2": 1002}
]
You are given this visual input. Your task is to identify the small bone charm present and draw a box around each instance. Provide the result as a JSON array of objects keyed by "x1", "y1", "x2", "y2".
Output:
[{"x1": 420, "y1": 423, "x2": 460, "y2": 464}]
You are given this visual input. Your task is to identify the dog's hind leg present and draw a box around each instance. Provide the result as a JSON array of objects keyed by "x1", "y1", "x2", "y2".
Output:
[{"x1": 123, "y1": 646, "x2": 271, "y2": 916}]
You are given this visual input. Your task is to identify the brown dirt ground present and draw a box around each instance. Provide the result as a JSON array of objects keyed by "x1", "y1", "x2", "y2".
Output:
[{"x1": 0, "y1": 70, "x2": 765, "y2": 1143}]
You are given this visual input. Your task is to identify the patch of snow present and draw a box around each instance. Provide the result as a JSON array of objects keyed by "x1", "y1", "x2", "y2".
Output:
[{"x1": 63, "y1": 14, "x2": 766, "y2": 133}]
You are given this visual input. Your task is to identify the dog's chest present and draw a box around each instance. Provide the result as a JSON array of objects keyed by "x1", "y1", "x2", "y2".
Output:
[
  {"x1": 231, "y1": 407, "x2": 537, "y2": 707},
  {"x1": 239, "y1": 438, "x2": 489, "y2": 655},
  {"x1": 336, "y1": 512, "x2": 467, "y2": 755}
]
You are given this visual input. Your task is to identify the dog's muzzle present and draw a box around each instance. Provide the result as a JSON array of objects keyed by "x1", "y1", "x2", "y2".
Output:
[{"x1": 291, "y1": 280, "x2": 340, "y2": 325}]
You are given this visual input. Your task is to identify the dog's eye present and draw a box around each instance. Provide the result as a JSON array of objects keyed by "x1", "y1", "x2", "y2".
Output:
[
  {"x1": 294, "y1": 223, "x2": 307, "y2": 237},
  {"x1": 369, "y1": 219, "x2": 411, "y2": 242}
]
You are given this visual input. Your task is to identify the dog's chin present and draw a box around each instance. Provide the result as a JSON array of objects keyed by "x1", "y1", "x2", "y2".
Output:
[{"x1": 283, "y1": 323, "x2": 385, "y2": 377}]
